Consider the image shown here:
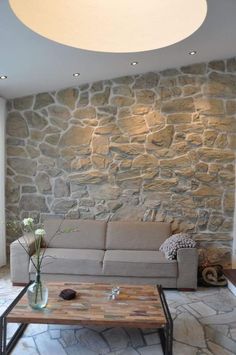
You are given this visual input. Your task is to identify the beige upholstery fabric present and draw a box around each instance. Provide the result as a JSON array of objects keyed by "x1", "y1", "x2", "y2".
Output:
[
  {"x1": 103, "y1": 250, "x2": 177, "y2": 277},
  {"x1": 43, "y1": 218, "x2": 106, "y2": 249},
  {"x1": 29, "y1": 248, "x2": 104, "y2": 275},
  {"x1": 10, "y1": 233, "x2": 37, "y2": 284},
  {"x1": 10, "y1": 219, "x2": 198, "y2": 288},
  {"x1": 106, "y1": 221, "x2": 170, "y2": 250},
  {"x1": 176, "y1": 247, "x2": 198, "y2": 289},
  {"x1": 29, "y1": 273, "x2": 177, "y2": 288}
]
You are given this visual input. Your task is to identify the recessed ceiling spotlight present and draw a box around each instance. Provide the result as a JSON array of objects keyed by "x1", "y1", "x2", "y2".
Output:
[
  {"x1": 189, "y1": 50, "x2": 197, "y2": 55},
  {"x1": 131, "y1": 61, "x2": 138, "y2": 66},
  {"x1": 0, "y1": 75, "x2": 7, "y2": 80},
  {"x1": 73, "y1": 72, "x2": 80, "y2": 77}
]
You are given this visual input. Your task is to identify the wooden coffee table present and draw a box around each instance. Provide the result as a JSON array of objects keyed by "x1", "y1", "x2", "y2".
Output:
[{"x1": 0, "y1": 282, "x2": 173, "y2": 355}]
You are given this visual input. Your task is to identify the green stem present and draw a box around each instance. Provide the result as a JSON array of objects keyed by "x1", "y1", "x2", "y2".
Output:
[
  {"x1": 34, "y1": 272, "x2": 42, "y2": 303},
  {"x1": 35, "y1": 283, "x2": 38, "y2": 303},
  {"x1": 39, "y1": 281, "x2": 43, "y2": 299}
]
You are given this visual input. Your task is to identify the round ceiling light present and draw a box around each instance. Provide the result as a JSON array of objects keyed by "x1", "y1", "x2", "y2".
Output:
[
  {"x1": 189, "y1": 50, "x2": 197, "y2": 55},
  {"x1": 9, "y1": 0, "x2": 207, "y2": 53}
]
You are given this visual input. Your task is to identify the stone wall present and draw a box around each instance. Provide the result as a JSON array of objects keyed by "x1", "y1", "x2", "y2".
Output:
[{"x1": 6, "y1": 58, "x2": 236, "y2": 266}]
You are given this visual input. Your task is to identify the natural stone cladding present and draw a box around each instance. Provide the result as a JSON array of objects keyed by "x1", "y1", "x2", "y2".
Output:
[{"x1": 6, "y1": 57, "x2": 236, "y2": 266}]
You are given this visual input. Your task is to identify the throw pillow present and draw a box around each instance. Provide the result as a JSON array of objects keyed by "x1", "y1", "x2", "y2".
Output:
[{"x1": 160, "y1": 233, "x2": 196, "y2": 260}]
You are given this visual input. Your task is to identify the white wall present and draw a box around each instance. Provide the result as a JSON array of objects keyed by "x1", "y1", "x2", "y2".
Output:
[
  {"x1": 0, "y1": 97, "x2": 6, "y2": 267},
  {"x1": 233, "y1": 170, "x2": 236, "y2": 267}
]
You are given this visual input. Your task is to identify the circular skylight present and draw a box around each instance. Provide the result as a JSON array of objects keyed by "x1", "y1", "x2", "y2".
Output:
[{"x1": 9, "y1": 0, "x2": 207, "y2": 53}]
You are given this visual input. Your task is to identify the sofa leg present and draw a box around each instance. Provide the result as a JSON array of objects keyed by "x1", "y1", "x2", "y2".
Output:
[
  {"x1": 12, "y1": 282, "x2": 28, "y2": 287},
  {"x1": 178, "y1": 288, "x2": 196, "y2": 292}
]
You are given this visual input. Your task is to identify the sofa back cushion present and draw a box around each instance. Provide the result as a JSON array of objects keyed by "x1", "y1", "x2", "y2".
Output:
[
  {"x1": 43, "y1": 218, "x2": 106, "y2": 249},
  {"x1": 106, "y1": 221, "x2": 171, "y2": 250}
]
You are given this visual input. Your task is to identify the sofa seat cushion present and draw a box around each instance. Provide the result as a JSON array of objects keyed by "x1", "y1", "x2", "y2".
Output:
[
  {"x1": 103, "y1": 250, "x2": 177, "y2": 277},
  {"x1": 29, "y1": 248, "x2": 104, "y2": 275}
]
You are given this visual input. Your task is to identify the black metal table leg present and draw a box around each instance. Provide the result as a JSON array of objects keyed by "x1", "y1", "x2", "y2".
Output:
[
  {"x1": 0, "y1": 315, "x2": 3, "y2": 355},
  {"x1": 0, "y1": 316, "x2": 4, "y2": 355},
  {"x1": 5, "y1": 323, "x2": 28, "y2": 355},
  {"x1": 1, "y1": 312, "x2": 8, "y2": 355},
  {"x1": 0, "y1": 282, "x2": 31, "y2": 354},
  {"x1": 2, "y1": 317, "x2": 7, "y2": 355},
  {"x1": 157, "y1": 285, "x2": 173, "y2": 355}
]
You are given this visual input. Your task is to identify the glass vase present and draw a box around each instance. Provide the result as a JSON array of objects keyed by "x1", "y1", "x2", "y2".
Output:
[{"x1": 27, "y1": 272, "x2": 48, "y2": 309}]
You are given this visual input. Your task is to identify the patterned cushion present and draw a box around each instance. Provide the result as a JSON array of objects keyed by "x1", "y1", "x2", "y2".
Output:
[{"x1": 160, "y1": 233, "x2": 196, "y2": 260}]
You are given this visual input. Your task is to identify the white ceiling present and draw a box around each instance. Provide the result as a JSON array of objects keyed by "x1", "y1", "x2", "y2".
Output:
[{"x1": 0, "y1": 0, "x2": 236, "y2": 99}]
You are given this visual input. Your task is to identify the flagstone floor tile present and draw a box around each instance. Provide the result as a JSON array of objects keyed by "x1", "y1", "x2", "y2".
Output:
[{"x1": 0, "y1": 266, "x2": 236, "y2": 354}]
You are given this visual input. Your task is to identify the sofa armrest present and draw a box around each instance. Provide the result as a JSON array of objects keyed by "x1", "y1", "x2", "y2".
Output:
[
  {"x1": 176, "y1": 248, "x2": 198, "y2": 290},
  {"x1": 10, "y1": 233, "x2": 36, "y2": 285}
]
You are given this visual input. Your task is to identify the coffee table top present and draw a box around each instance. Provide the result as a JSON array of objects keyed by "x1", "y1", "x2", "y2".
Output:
[{"x1": 7, "y1": 282, "x2": 167, "y2": 328}]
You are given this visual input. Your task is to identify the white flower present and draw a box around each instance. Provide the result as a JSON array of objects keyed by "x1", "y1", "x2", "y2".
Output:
[
  {"x1": 35, "y1": 228, "x2": 46, "y2": 236},
  {"x1": 23, "y1": 218, "x2": 34, "y2": 226}
]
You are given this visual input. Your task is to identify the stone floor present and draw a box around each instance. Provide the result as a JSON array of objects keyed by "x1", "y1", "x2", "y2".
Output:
[{"x1": 0, "y1": 266, "x2": 236, "y2": 355}]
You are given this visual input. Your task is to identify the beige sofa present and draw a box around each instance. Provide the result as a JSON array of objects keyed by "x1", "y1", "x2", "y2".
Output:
[{"x1": 10, "y1": 219, "x2": 198, "y2": 289}]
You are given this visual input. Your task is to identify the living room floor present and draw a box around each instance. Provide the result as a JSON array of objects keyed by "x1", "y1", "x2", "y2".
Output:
[{"x1": 0, "y1": 267, "x2": 236, "y2": 355}]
